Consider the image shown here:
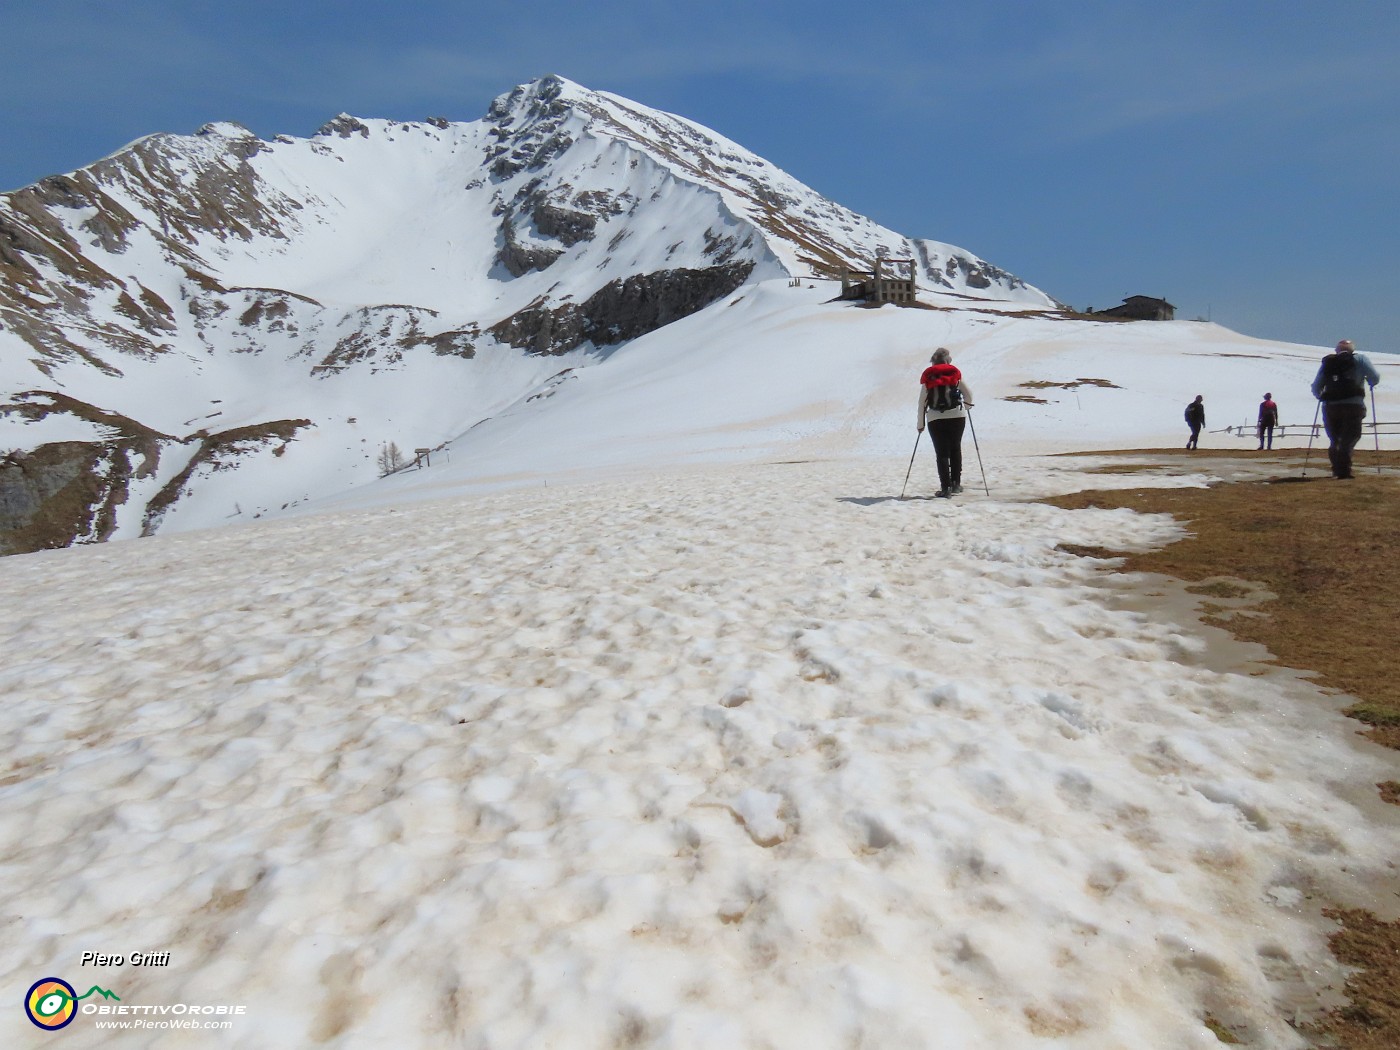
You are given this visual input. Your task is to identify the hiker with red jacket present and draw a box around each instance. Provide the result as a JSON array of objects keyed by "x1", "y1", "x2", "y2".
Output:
[
  {"x1": 1257, "y1": 393, "x2": 1278, "y2": 450},
  {"x1": 916, "y1": 347, "x2": 974, "y2": 498},
  {"x1": 1311, "y1": 339, "x2": 1381, "y2": 479}
]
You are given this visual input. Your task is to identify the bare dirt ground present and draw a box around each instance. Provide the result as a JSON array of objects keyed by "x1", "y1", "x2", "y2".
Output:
[{"x1": 1042, "y1": 447, "x2": 1400, "y2": 1049}]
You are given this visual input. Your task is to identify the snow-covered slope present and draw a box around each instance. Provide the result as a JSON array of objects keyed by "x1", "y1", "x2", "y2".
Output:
[
  {"x1": 0, "y1": 75, "x2": 1053, "y2": 554},
  {"x1": 4, "y1": 452, "x2": 1397, "y2": 1049},
  {"x1": 298, "y1": 278, "x2": 1394, "y2": 524}
]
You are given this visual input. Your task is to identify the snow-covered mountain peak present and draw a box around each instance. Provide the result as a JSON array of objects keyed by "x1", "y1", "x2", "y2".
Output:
[
  {"x1": 1, "y1": 75, "x2": 1066, "y2": 554},
  {"x1": 195, "y1": 120, "x2": 258, "y2": 140},
  {"x1": 474, "y1": 75, "x2": 1046, "y2": 296},
  {"x1": 485, "y1": 73, "x2": 579, "y2": 126}
]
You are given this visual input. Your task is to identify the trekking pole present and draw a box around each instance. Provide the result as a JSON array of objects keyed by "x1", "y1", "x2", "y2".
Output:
[
  {"x1": 1302, "y1": 400, "x2": 1322, "y2": 477},
  {"x1": 965, "y1": 409, "x2": 990, "y2": 496},
  {"x1": 899, "y1": 430, "x2": 922, "y2": 498},
  {"x1": 1371, "y1": 385, "x2": 1382, "y2": 473}
]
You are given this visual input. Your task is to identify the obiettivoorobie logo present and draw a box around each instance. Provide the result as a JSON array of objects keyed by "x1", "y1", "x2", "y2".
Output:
[{"x1": 24, "y1": 977, "x2": 120, "y2": 1031}]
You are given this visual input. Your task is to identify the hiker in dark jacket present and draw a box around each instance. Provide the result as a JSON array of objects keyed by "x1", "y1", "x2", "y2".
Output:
[
  {"x1": 1311, "y1": 339, "x2": 1381, "y2": 479},
  {"x1": 1184, "y1": 395, "x2": 1205, "y2": 449},
  {"x1": 1257, "y1": 393, "x2": 1278, "y2": 450},
  {"x1": 916, "y1": 347, "x2": 974, "y2": 498}
]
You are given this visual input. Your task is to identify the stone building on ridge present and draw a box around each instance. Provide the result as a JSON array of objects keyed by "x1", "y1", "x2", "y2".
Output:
[
  {"x1": 1094, "y1": 295, "x2": 1176, "y2": 321},
  {"x1": 839, "y1": 257, "x2": 917, "y2": 305}
]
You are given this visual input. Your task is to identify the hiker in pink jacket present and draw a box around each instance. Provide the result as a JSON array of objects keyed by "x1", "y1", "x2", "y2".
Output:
[{"x1": 1257, "y1": 393, "x2": 1278, "y2": 450}]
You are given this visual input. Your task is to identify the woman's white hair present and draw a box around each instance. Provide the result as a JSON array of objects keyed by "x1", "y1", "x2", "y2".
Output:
[{"x1": 931, "y1": 347, "x2": 953, "y2": 364}]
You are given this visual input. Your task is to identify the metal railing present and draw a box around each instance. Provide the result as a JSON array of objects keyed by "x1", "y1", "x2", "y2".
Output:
[{"x1": 1216, "y1": 420, "x2": 1399, "y2": 442}]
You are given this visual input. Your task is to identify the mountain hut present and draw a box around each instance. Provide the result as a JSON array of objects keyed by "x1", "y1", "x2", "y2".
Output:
[
  {"x1": 1095, "y1": 295, "x2": 1176, "y2": 321},
  {"x1": 840, "y1": 258, "x2": 917, "y2": 305}
]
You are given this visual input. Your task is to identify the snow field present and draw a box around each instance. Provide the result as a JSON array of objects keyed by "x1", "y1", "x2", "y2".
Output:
[
  {"x1": 321, "y1": 281, "x2": 1384, "y2": 525},
  {"x1": 3, "y1": 458, "x2": 1394, "y2": 1049}
]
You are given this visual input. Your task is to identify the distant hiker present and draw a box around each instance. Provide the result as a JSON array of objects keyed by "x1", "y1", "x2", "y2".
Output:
[
  {"x1": 1257, "y1": 393, "x2": 1278, "y2": 450},
  {"x1": 1184, "y1": 395, "x2": 1205, "y2": 449},
  {"x1": 1311, "y1": 339, "x2": 1380, "y2": 479},
  {"x1": 917, "y1": 347, "x2": 974, "y2": 497}
]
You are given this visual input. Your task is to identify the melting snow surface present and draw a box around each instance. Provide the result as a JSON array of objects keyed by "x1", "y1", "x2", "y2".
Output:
[{"x1": 2, "y1": 459, "x2": 1395, "y2": 1048}]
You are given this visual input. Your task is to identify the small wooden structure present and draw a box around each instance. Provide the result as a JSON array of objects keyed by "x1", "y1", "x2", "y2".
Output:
[
  {"x1": 413, "y1": 447, "x2": 433, "y2": 469},
  {"x1": 1095, "y1": 295, "x2": 1176, "y2": 321},
  {"x1": 840, "y1": 258, "x2": 917, "y2": 305}
]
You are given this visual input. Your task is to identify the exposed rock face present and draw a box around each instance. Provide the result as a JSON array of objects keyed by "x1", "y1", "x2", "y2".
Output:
[
  {"x1": 532, "y1": 200, "x2": 597, "y2": 246},
  {"x1": 0, "y1": 390, "x2": 314, "y2": 554},
  {"x1": 578, "y1": 263, "x2": 755, "y2": 345},
  {"x1": 912, "y1": 240, "x2": 1031, "y2": 295},
  {"x1": 0, "y1": 393, "x2": 157, "y2": 554},
  {"x1": 309, "y1": 306, "x2": 454, "y2": 375},
  {"x1": 497, "y1": 219, "x2": 564, "y2": 277},
  {"x1": 316, "y1": 115, "x2": 372, "y2": 139},
  {"x1": 0, "y1": 443, "x2": 114, "y2": 554},
  {"x1": 491, "y1": 180, "x2": 628, "y2": 276},
  {"x1": 485, "y1": 76, "x2": 577, "y2": 179},
  {"x1": 418, "y1": 329, "x2": 478, "y2": 358},
  {"x1": 488, "y1": 262, "x2": 754, "y2": 355}
]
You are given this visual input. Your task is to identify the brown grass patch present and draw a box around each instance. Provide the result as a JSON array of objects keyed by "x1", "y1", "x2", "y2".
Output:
[
  {"x1": 1204, "y1": 1016, "x2": 1243, "y2": 1044},
  {"x1": 1002, "y1": 394, "x2": 1049, "y2": 404},
  {"x1": 1081, "y1": 464, "x2": 1179, "y2": 475},
  {"x1": 1308, "y1": 909, "x2": 1400, "y2": 1048},
  {"x1": 1056, "y1": 543, "x2": 1124, "y2": 561},
  {"x1": 1186, "y1": 580, "x2": 1254, "y2": 600},
  {"x1": 1045, "y1": 457, "x2": 1400, "y2": 1047},
  {"x1": 1020, "y1": 377, "x2": 1122, "y2": 391},
  {"x1": 1056, "y1": 448, "x2": 1400, "y2": 467},
  {"x1": 1043, "y1": 470, "x2": 1400, "y2": 749}
]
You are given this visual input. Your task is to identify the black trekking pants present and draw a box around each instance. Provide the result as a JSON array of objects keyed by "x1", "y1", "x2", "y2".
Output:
[
  {"x1": 1322, "y1": 402, "x2": 1366, "y2": 478},
  {"x1": 926, "y1": 416, "x2": 965, "y2": 491},
  {"x1": 1257, "y1": 424, "x2": 1274, "y2": 449}
]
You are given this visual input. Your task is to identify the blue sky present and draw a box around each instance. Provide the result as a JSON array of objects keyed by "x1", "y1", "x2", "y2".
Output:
[{"x1": 2, "y1": 1, "x2": 1396, "y2": 352}]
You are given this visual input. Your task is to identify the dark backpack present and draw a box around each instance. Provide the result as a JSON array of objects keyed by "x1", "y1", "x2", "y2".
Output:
[
  {"x1": 929, "y1": 382, "x2": 963, "y2": 413},
  {"x1": 1318, "y1": 353, "x2": 1365, "y2": 401},
  {"x1": 922, "y1": 364, "x2": 963, "y2": 413}
]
